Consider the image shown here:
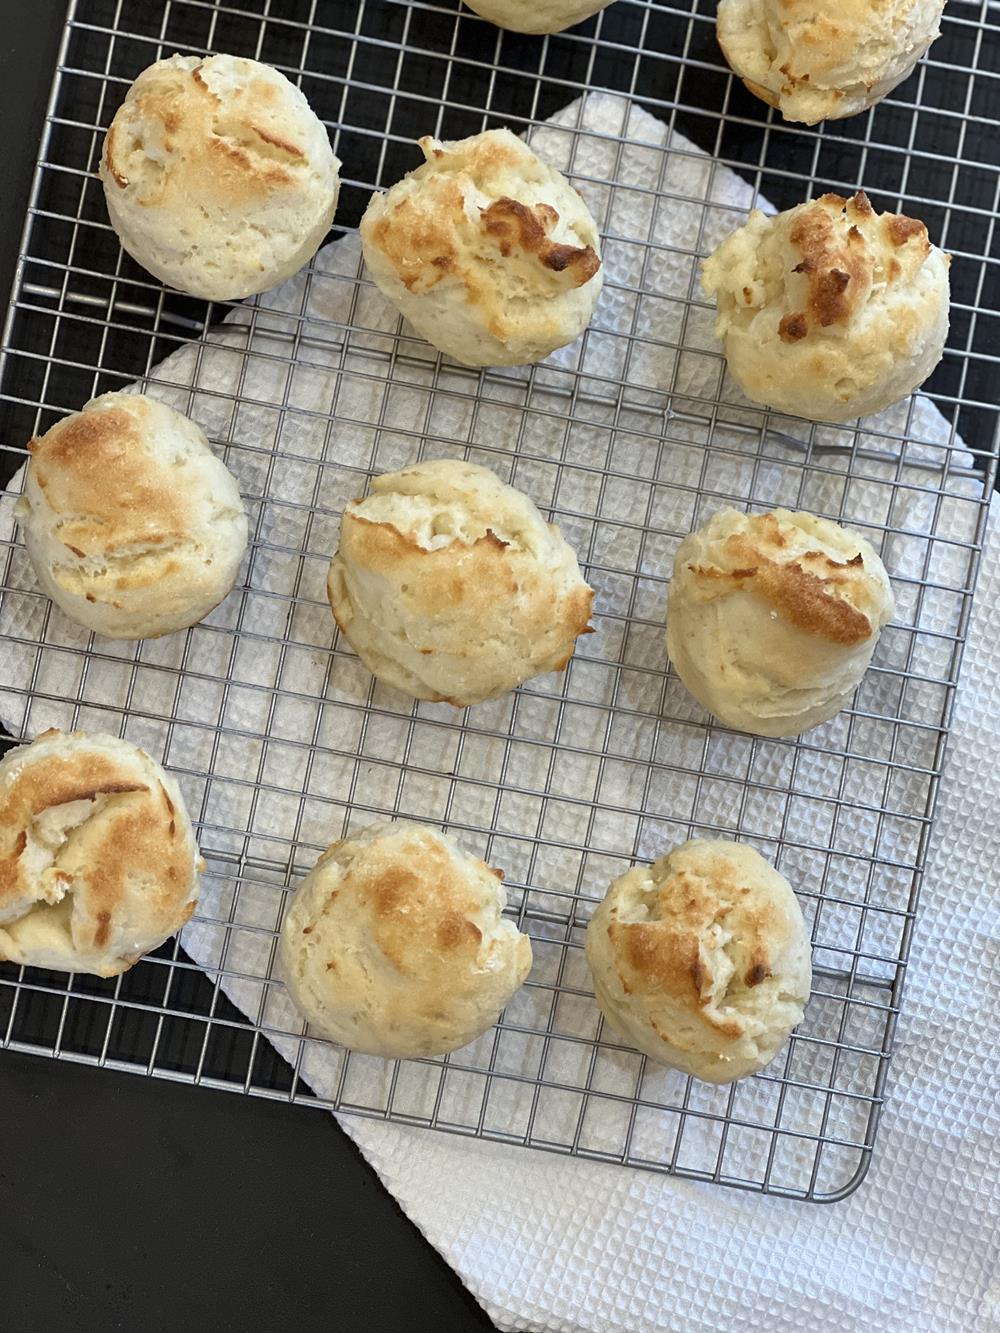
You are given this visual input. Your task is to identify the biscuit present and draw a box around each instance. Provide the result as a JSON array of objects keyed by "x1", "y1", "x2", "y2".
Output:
[
  {"x1": 0, "y1": 730, "x2": 202, "y2": 977},
  {"x1": 360, "y1": 128, "x2": 602, "y2": 365},
  {"x1": 717, "y1": 0, "x2": 945, "y2": 124},
  {"x1": 666, "y1": 507, "x2": 895, "y2": 737},
  {"x1": 278, "y1": 820, "x2": 532, "y2": 1058},
  {"x1": 100, "y1": 53, "x2": 341, "y2": 300},
  {"x1": 701, "y1": 191, "x2": 949, "y2": 422},
  {"x1": 328, "y1": 458, "x2": 594, "y2": 706},
  {"x1": 464, "y1": 0, "x2": 616, "y2": 33},
  {"x1": 586, "y1": 839, "x2": 812, "y2": 1082},
  {"x1": 16, "y1": 392, "x2": 248, "y2": 640}
]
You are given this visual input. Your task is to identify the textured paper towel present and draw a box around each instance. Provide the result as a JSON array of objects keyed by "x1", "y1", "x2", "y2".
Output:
[{"x1": 0, "y1": 92, "x2": 996, "y2": 1331}]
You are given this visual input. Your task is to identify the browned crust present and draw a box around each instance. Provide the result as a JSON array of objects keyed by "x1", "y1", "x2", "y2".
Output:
[
  {"x1": 28, "y1": 779, "x2": 147, "y2": 813},
  {"x1": 103, "y1": 122, "x2": 128, "y2": 188},
  {"x1": 780, "y1": 191, "x2": 932, "y2": 344},
  {"x1": 481, "y1": 197, "x2": 600, "y2": 285},
  {"x1": 94, "y1": 910, "x2": 112, "y2": 948},
  {"x1": 368, "y1": 182, "x2": 467, "y2": 294},
  {"x1": 249, "y1": 123, "x2": 304, "y2": 157},
  {"x1": 847, "y1": 190, "x2": 873, "y2": 218},
  {"x1": 367, "y1": 162, "x2": 601, "y2": 310},
  {"x1": 437, "y1": 914, "x2": 483, "y2": 950},
  {"x1": 103, "y1": 59, "x2": 298, "y2": 209},
  {"x1": 689, "y1": 552, "x2": 872, "y2": 645},
  {"x1": 886, "y1": 214, "x2": 929, "y2": 249},
  {"x1": 689, "y1": 523, "x2": 875, "y2": 646},
  {"x1": 778, "y1": 312, "x2": 808, "y2": 343},
  {"x1": 0, "y1": 742, "x2": 194, "y2": 957},
  {"x1": 789, "y1": 195, "x2": 872, "y2": 329},
  {"x1": 28, "y1": 400, "x2": 187, "y2": 559},
  {"x1": 344, "y1": 833, "x2": 493, "y2": 976},
  {"x1": 744, "y1": 959, "x2": 770, "y2": 988},
  {"x1": 206, "y1": 134, "x2": 292, "y2": 187},
  {"x1": 612, "y1": 917, "x2": 704, "y2": 1005},
  {"x1": 605, "y1": 853, "x2": 787, "y2": 1039},
  {"x1": 738, "y1": 75, "x2": 781, "y2": 111}
]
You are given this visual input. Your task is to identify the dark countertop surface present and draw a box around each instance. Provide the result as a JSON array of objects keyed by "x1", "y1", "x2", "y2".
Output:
[
  {"x1": 1, "y1": 1050, "x2": 494, "y2": 1331},
  {"x1": 0, "y1": 11, "x2": 494, "y2": 1331}
]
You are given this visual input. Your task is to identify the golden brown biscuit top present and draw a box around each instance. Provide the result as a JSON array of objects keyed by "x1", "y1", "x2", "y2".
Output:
[
  {"x1": 681, "y1": 511, "x2": 880, "y2": 646},
  {"x1": 103, "y1": 58, "x2": 306, "y2": 209},
  {"x1": 365, "y1": 130, "x2": 600, "y2": 306},
  {"x1": 778, "y1": 192, "x2": 931, "y2": 344},
  {"x1": 312, "y1": 826, "x2": 503, "y2": 980},
  {"x1": 0, "y1": 732, "x2": 195, "y2": 947},
  {"x1": 480, "y1": 197, "x2": 601, "y2": 282},
  {"x1": 28, "y1": 398, "x2": 186, "y2": 555},
  {"x1": 605, "y1": 851, "x2": 784, "y2": 1038}
]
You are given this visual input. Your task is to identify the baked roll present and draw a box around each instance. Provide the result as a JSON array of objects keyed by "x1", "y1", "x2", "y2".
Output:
[
  {"x1": 328, "y1": 458, "x2": 594, "y2": 706},
  {"x1": 717, "y1": 0, "x2": 945, "y2": 124},
  {"x1": 701, "y1": 191, "x2": 949, "y2": 422},
  {"x1": 16, "y1": 392, "x2": 248, "y2": 640},
  {"x1": 586, "y1": 839, "x2": 812, "y2": 1082},
  {"x1": 464, "y1": 0, "x2": 616, "y2": 33},
  {"x1": 360, "y1": 128, "x2": 603, "y2": 366},
  {"x1": 278, "y1": 820, "x2": 532, "y2": 1058},
  {"x1": 666, "y1": 507, "x2": 895, "y2": 737},
  {"x1": 100, "y1": 53, "x2": 341, "y2": 300},
  {"x1": 0, "y1": 730, "x2": 202, "y2": 977}
]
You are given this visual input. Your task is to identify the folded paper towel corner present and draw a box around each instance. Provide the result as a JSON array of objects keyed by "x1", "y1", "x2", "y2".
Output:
[{"x1": 1, "y1": 93, "x2": 996, "y2": 1332}]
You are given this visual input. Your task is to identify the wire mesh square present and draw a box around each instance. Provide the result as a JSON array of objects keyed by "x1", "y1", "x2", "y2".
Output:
[{"x1": 1, "y1": 0, "x2": 998, "y2": 1200}]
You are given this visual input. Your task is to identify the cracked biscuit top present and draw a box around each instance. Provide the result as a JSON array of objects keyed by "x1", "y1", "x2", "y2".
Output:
[
  {"x1": 16, "y1": 392, "x2": 247, "y2": 639},
  {"x1": 701, "y1": 191, "x2": 950, "y2": 422},
  {"x1": 278, "y1": 819, "x2": 532, "y2": 1058},
  {"x1": 0, "y1": 730, "x2": 201, "y2": 977},
  {"x1": 586, "y1": 839, "x2": 812, "y2": 1082},
  {"x1": 360, "y1": 128, "x2": 603, "y2": 366},
  {"x1": 100, "y1": 54, "x2": 341, "y2": 299},
  {"x1": 327, "y1": 458, "x2": 594, "y2": 707},
  {"x1": 716, "y1": 0, "x2": 945, "y2": 125},
  {"x1": 666, "y1": 507, "x2": 896, "y2": 738}
]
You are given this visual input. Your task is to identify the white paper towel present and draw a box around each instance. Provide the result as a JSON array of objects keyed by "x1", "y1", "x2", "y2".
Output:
[{"x1": 1, "y1": 92, "x2": 996, "y2": 1331}]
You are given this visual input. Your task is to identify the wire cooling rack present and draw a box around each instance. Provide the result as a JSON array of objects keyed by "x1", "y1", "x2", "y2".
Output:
[{"x1": 1, "y1": 0, "x2": 998, "y2": 1202}]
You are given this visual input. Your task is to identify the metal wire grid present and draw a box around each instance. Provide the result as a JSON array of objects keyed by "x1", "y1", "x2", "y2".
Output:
[{"x1": 0, "y1": 0, "x2": 997, "y2": 1202}]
